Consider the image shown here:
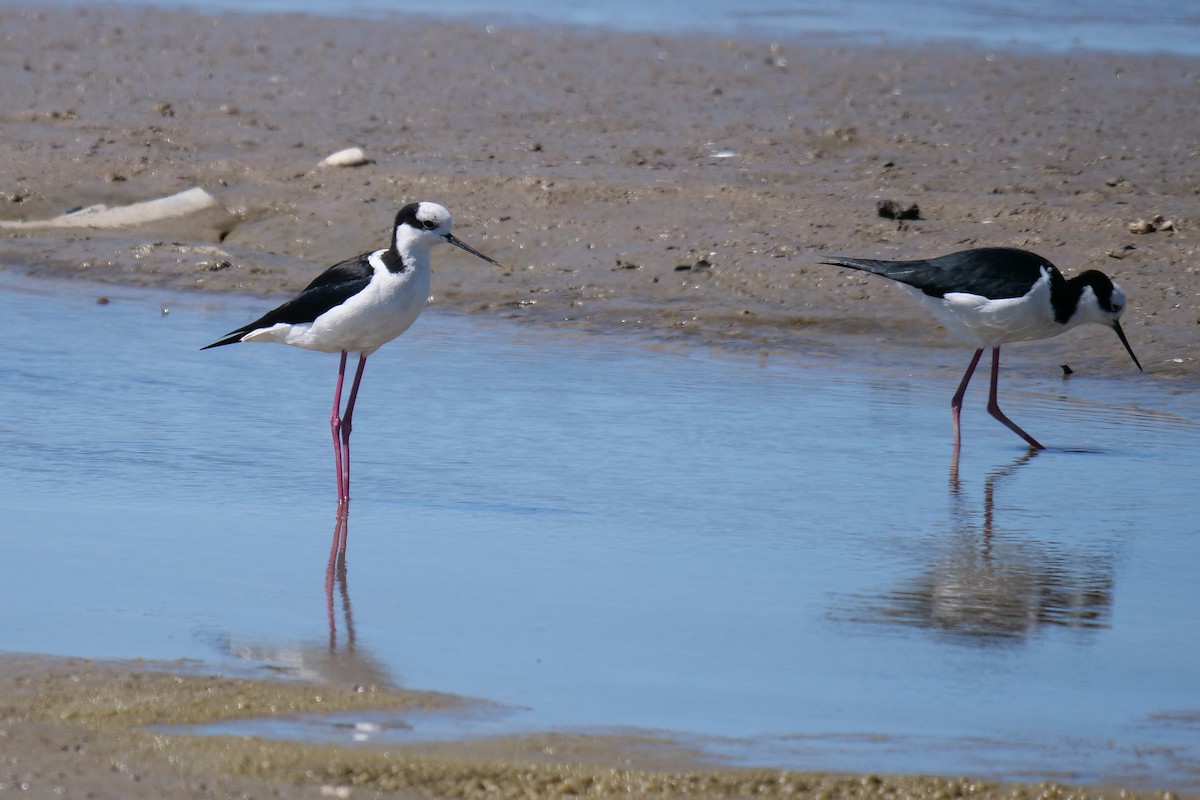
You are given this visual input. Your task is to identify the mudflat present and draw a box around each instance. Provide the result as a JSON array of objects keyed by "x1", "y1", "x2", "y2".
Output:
[{"x1": 1, "y1": 7, "x2": 1196, "y2": 377}]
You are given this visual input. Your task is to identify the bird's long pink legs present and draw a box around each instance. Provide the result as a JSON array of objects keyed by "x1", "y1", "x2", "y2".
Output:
[
  {"x1": 950, "y1": 348, "x2": 985, "y2": 451},
  {"x1": 984, "y1": 347, "x2": 1044, "y2": 450},
  {"x1": 331, "y1": 352, "x2": 349, "y2": 503},
  {"x1": 950, "y1": 346, "x2": 1044, "y2": 451},
  {"x1": 330, "y1": 350, "x2": 369, "y2": 508}
]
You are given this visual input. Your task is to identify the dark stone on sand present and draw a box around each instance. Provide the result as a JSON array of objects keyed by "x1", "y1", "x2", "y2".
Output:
[{"x1": 876, "y1": 200, "x2": 921, "y2": 220}]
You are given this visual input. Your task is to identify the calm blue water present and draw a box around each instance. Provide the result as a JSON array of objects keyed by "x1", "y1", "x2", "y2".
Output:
[
  {"x1": 11, "y1": 0, "x2": 1200, "y2": 55},
  {"x1": 1, "y1": 273, "x2": 1198, "y2": 788}
]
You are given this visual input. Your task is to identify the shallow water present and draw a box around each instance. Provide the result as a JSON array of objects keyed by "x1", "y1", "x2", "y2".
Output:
[
  {"x1": 16, "y1": 0, "x2": 1200, "y2": 55},
  {"x1": 2, "y1": 274, "x2": 1198, "y2": 789}
]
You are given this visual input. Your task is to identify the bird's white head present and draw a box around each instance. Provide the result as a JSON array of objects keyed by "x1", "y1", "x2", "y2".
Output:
[
  {"x1": 392, "y1": 201, "x2": 501, "y2": 266},
  {"x1": 1072, "y1": 271, "x2": 1127, "y2": 325},
  {"x1": 1073, "y1": 270, "x2": 1142, "y2": 371},
  {"x1": 394, "y1": 202, "x2": 453, "y2": 248}
]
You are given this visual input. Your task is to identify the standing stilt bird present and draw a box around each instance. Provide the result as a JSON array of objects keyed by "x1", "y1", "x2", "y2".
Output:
[
  {"x1": 820, "y1": 247, "x2": 1142, "y2": 450},
  {"x1": 203, "y1": 202, "x2": 500, "y2": 506}
]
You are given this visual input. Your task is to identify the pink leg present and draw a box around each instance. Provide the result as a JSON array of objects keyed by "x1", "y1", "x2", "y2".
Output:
[
  {"x1": 985, "y1": 346, "x2": 1045, "y2": 450},
  {"x1": 950, "y1": 348, "x2": 985, "y2": 451},
  {"x1": 338, "y1": 353, "x2": 369, "y2": 505},
  {"x1": 330, "y1": 351, "x2": 349, "y2": 505}
]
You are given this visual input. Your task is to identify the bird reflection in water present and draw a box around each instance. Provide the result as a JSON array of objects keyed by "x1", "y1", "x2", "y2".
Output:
[
  {"x1": 857, "y1": 451, "x2": 1115, "y2": 643},
  {"x1": 326, "y1": 513, "x2": 354, "y2": 656},
  {"x1": 316, "y1": 512, "x2": 395, "y2": 688},
  {"x1": 195, "y1": 513, "x2": 387, "y2": 685},
  {"x1": 946, "y1": 447, "x2": 1034, "y2": 559}
]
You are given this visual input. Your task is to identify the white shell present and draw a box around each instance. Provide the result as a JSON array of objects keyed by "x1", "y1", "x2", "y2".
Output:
[{"x1": 319, "y1": 147, "x2": 371, "y2": 167}]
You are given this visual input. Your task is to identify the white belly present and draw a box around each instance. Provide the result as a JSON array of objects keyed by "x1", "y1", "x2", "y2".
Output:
[
  {"x1": 245, "y1": 263, "x2": 431, "y2": 355},
  {"x1": 910, "y1": 281, "x2": 1063, "y2": 348}
]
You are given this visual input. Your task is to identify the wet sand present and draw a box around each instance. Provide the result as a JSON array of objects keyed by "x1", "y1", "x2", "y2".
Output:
[
  {"x1": 3, "y1": 654, "x2": 1194, "y2": 800},
  {"x1": 2, "y1": 6, "x2": 1198, "y2": 376},
  {"x1": 1, "y1": 6, "x2": 1198, "y2": 797}
]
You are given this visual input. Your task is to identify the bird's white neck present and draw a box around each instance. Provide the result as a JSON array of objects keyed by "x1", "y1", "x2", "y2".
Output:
[
  {"x1": 1067, "y1": 285, "x2": 1109, "y2": 328},
  {"x1": 393, "y1": 226, "x2": 435, "y2": 259}
]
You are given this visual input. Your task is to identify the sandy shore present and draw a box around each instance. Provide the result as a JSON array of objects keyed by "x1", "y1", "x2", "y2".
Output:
[
  {"x1": 1, "y1": 6, "x2": 1197, "y2": 377},
  {"x1": 1, "y1": 6, "x2": 1198, "y2": 797}
]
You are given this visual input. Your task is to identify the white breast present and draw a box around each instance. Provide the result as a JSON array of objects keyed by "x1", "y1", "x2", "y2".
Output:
[
  {"x1": 910, "y1": 273, "x2": 1064, "y2": 347},
  {"x1": 276, "y1": 253, "x2": 432, "y2": 355}
]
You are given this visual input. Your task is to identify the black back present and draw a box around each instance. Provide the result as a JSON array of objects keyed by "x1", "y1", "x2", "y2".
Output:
[
  {"x1": 201, "y1": 253, "x2": 375, "y2": 349},
  {"x1": 821, "y1": 248, "x2": 1063, "y2": 302}
]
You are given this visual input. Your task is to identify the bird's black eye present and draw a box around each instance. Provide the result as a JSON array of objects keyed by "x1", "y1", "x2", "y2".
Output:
[
  {"x1": 421, "y1": 219, "x2": 437, "y2": 230},
  {"x1": 1111, "y1": 304, "x2": 1122, "y2": 313}
]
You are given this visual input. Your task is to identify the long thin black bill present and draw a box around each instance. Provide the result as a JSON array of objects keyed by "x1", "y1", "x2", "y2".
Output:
[
  {"x1": 1113, "y1": 321, "x2": 1143, "y2": 372},
  {"x1": 446, "y1": 233, "x2": 501, "y2": 267}
]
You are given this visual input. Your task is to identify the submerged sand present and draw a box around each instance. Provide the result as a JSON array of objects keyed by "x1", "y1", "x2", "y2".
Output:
[{"x1": 1, "y1": 5, "x2": 1198, "y2": 797}]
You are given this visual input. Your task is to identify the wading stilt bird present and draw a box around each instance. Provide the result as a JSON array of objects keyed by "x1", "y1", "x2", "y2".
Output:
[
  {"x1": 820, "y1": 247, "x2": 1142, "y2": 450},
  {"x1": 204, "y1": 202, "x2": 500, "y2": 505}
]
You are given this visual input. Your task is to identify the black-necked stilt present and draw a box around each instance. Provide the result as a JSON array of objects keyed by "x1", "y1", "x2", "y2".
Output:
[
  {"x1": 821, "y1": 247, "x2": 1143, "y2": 450},
  {"x1": 204, "y1": 201, "x2": 500, "y2": 506}
]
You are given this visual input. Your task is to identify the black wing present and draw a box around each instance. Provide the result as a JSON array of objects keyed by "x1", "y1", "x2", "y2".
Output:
[
  {"x1": 202, "y1": 253, "x2": 375, "y2": 349},
  {"x1": 821, "y1": 247, "x2": 1058, "y2": 300}
]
